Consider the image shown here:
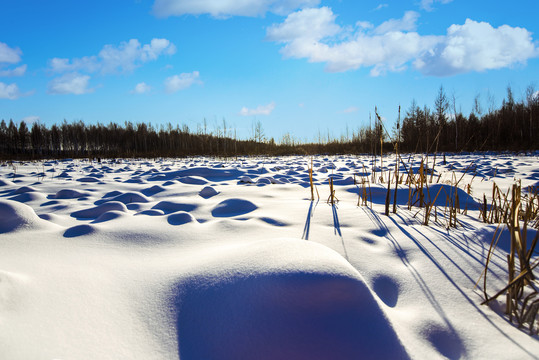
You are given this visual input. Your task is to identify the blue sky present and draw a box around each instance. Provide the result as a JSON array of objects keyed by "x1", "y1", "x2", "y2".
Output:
[{"x1": 1, "y1": 0, "x2": 538, "y2": 142}]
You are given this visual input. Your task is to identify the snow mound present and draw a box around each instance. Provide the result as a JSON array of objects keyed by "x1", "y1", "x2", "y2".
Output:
[
  {"x1": 101, "y1": 192, "x2": 150, "y2": 205},
  {"x1": 64, "y1": 224, "x2": 97, "y2": 237},
  {"x1": 11, "y1": 186, "x2": 37, "y2": 194},
  {"x1": 168, "y1": 211, "x2": 197, "y2": 225},
  {"x1": 141, "y1": 185, "x2": 166, "y2": 196},
  {"x1": 199, "y1": 186, "x2": 219, "y2": 199},
  {"x1": 239, "y1": 175, "x2": 254, "y2": 183},
  {"x1": 135, "y1": 209, "x2": 165, "y2": 216},
  {"x1": 211, "y1": 198, "x2": 258, "y2": 217},
  {"x1": 178, "y1": 176, "x2": 207, "y2": 185},
  {"x1": 9, "y1": 192, "x2": 46, "y2": 203},
  {"x1": 0, "y1": 200, "x2": 54, "y2": 233},
  {"x1": 412, "y1": 184, "x2": 479, "y2": 210},
  {"x1": 76, "y1": 176, "x2": 101, "y2": 183},
  {"x1": 71, "y1": 201, "x2": 128, "y2": 219},
  {"x1": 50, "y1": 189, "x2": 90, "y2": 199},
  {"x1": 92, "y1": 210, "x2": 129, "y2": 224},
  {"x1": 152, "y1": 201, "x2": 197, "y2": 214},
  {"x1": 171, "y1": 239, "x2": 409, "y2": 360},
  {"x1": 0, "y1": 179, "x2": 14, "y2": 186}
]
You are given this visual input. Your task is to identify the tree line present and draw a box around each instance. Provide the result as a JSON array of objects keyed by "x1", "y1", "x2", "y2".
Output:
[
  {"x1": 1, "y1": 85, "x2": 537, "y2": 160},
  {"x1": 399, "y1": 86, "x2": 538, "y2": 153}
]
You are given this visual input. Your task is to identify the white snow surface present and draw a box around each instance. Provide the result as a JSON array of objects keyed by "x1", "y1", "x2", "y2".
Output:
[{"x1": 0, "y1": 154, "x2": 538, "y2": 359}]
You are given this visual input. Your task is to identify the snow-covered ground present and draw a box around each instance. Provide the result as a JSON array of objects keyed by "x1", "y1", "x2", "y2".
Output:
[{"x1": 1, "y1": 153, "x2": 538, "y2": 359}]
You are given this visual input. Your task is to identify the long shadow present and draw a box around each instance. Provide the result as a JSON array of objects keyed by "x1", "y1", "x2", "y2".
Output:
[
  {"x1": 376, "y1": 210, "x2": 535, "y2": 356},
  {"x1": 361, "y1": 208, "x2": 460, "y2": 344},
  {"x1": 424, "y1": 222, "x2": 507, "y2": 277},
  {"x1": 332, "y1": 205, "x2": 349, "y2": 261},
  {"x1": 301, "y1": 200, "x2": 317, "y2": 240}
]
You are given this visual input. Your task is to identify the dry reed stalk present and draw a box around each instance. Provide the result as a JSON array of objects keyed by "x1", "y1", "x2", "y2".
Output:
[
  {"x1": 385, "y1": 170, "x2": 391, "y2": 216},
  {"x1": 393, "y1": 132, "x2": 399, "y2": 214},
  {"x1": 419, "y1": 159, "x2": 425, "y2": 208},
  {"x1": 309, "y1": 157, "x2": 314, "y2": 201},
  {"x1": 424, "y1": 184, "x2": 443, "y2": 226},
  {"x1": 327, "y1": 177, "x2": 337, "y2": 205}
]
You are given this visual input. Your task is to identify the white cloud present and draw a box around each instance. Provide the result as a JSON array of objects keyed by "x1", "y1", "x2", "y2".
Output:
[
  {"x1": 131, "y1": 82, "x2": 152, "y2": 94},
  {"x1": 49, "y1": 38, "x2": 176, "y2": 74},
  {"x1": 0, "y1": 43, "x2": 28, "y2": 79},
  {"x1": 373, "y1": 4, "x2": 388, "y2": 11},
  {"x1": 420, "y1": 0, "x2": 453, "y2": 12},
  {"x1": 0, "y1": 64, "x2": 27, "y2": 77},
  {"x1": 21, "y1": 115, "x2": 40, "y2": 124},
  {"x1": 268, "y1": 8, "x2": 438, "y2": 75},
  {"x1": 153, "y1": 0, "x2": 320, "y2": 18},
  {"x1": 373, "y1": 11, "x2": 419, "y2": 35},
  {"x1": 267, "y1": 7, "x2": 340, "y2": 42},
  {"x1": 239, "y1": 102, "x2": 276, "y2": 116},
  {"x1": 164, "y1": 71, "x2": 201, "y2": 93},
  {"x1": 0, "y1": 42, "x2": 22, "y2": 64},
  {"x1": 341, "y1": 106, "x2": 359, "y2": 113},
  {"x1": 47, "y1": 73, "x2": 93, "y2": 95},
  {"x1": 267, "y1": 8, "x2": 538, "y2": 76},
  {"x1": 0, "y1": 82, "x2": 22, "y2": 99},
  {"x1": 415, "y1": 19, "x2": 539, "y2": 76},
  {"x1": 49, "y1": 56, "x2": 99, "y2": 73}
]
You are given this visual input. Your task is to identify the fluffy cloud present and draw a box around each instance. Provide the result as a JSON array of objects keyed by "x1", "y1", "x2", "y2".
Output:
[
  {"x1": 49, "y1": 38, "x2": 176, "y2": 74},
  {"x1": 266, "y1": 7, "x2": 340, "y2": 42},
  {"x1": 47, "y1": 73, "x2": 93, "y2": 95},
  {"x1": 164, "y1": 71, "x2": 201, "y2": 93},
  {"x1": 267, "y1": 7, "x2": 538, "y2": 76},
  {"x1": 239, "y1": 102, "x2": 276, "y2": 116},
  {"x1": 153, "y1": 0, "x2": 320, "y2": 18},
  {"x1": 131, "y1": 82, "x2": 152, "y2": 94},
  {"x1": 0, "y1": 82, "x2": 22, "y2": 99},
  {"x1": 415, "y1": 19, "x2": 538, "y2": 76},
  {"x1": 0, "y1": 42, "x2": 22, "y2": 64},
  {"x1": 267, "y1": 8, "x2": 438, "y2": 75}
]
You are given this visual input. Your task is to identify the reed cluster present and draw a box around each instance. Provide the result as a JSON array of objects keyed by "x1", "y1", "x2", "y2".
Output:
[{"x1": 478, "y1": 183, "x2": 539, "y2": 334}]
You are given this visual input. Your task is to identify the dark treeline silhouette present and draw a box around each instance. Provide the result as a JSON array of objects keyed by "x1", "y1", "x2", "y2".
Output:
[
  {"x1": 399, "y1": 86, "x2": 538, "y2": 153},
  {"x1": 1, "y1": 86, "x2": 537, "y2": 160}
]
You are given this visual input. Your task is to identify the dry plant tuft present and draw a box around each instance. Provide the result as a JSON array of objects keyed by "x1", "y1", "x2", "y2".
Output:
[{"x1": 480, "y1": 183, "x2": 539, "y2": 335}]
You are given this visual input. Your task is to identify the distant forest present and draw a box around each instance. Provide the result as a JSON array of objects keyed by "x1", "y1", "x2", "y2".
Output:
[{"x1": 1, "y1": 86, "x2": 538, "y2": 160}]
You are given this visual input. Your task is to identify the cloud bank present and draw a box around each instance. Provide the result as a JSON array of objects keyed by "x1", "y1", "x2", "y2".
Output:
[
  {"x1": 49, "y1": 38, "x2": 176, "y2": 75},
  {"x1": 47, "y1": 38, "x2": 176, "y2": 95},
  {"x1": 267, "y1": 7, "x2": 538, "y2": 76}
]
